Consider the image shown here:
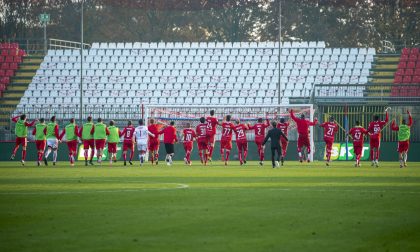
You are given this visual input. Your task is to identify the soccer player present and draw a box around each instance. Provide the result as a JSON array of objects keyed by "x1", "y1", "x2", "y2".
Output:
[
  {"x1": 120, "y1": 120, "x2": 135, "y2": 166},
  {"x1": 135, "y1": 119, "x2": 155, "y2": 166},
  {"x1": 367, "y1": 109, "x2": 389, "y2": 167},
  {"x1": 159, "y1": 121, "x2": 178, "y2": 166},
  {"x1": 263, "y1": 121, "x2": 289, "y2": 168},
  {"x1": 107, "y1": 120, "x2": 120, "y2": 165},
  {"x1": 348, "y1": 121, "x2": 369, "y2": 167},
  {"x1": 277, "y1": 117, "x2": 290, "y2": 165},
  {"x1": 181, "y1": 123, "x2": 196, "y2": 165},
  {"x1": 196, "y1": 117, "x2": 208, "y2": 165},
  {"x1": 248, "y1": 117, "x2": 270, "y2": 166},
  {"x1": 206, "y1": 109, "x2": 219, "y2": 162},
  {"x1": 220, "y1": 115, "x2": 235, "y2": 165},
  {"x1": 233, "y1": 119, "x2": 249, "y2": 165},
  {"x1": 32, "y1": 118, "x2": 46, "y2": 166},
  {"x1": 319, "y1": 116, "x2": 338, "y2": 166},
  {"x1": 43, "y1": 116, "x2": 60, "y2": 166},
  {"x1": 91, "y1": 118, "x2": 109, "y2": 165},
  {"x1": 59, "y1": 118, "x2": 79, "y2": 166},
  {"x1": 290, "y1": 109, "x2": 318, "y2": 163},
  {"x1": 391, "y1": 110, "x2": 412, "y2": 168},
  {"x1": 148, "y1": 118, "x2": 164, "y2": 165},
  {"x1": 10, "y1": 114, "x2": 36, "y2": 165},
  {"x1": 79, "y1": 116, "x2": 95, "y2": 166}
]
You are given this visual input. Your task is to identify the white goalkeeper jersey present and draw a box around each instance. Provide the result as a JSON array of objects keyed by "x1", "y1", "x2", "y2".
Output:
[{"x1": 134, "y1": 126, "x2": 151, "y2": 145}]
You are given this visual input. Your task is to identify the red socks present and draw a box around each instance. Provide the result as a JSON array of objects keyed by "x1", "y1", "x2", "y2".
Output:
[
  {"x1": 225, "y1": 150, "x2": 230, "y2": 161},
  {"x1": 22, "y1": 150, "x2": 26, "y2": 161}
]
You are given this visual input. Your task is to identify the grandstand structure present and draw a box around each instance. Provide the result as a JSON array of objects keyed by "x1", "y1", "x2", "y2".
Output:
[
  {"x1": 1, "y1": 40, "x2": 419, "y2": 141},
  {"x1": 19, "y1": 41, "x2": 373, "y2": 110}
]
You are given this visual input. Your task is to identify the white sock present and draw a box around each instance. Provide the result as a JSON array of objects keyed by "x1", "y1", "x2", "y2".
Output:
[
  {"x1": 45, "y1": 149, "x2": 51, "y2": 158},
  {"x1": 298, "y1": 152, "x2": 302, "y2": 158},
  {"x1": 404, "y1": 153, "x2": 407, "y2": 162},
  {"x1": 53, "y1": 151, "x2": 57, "y2": 162}
]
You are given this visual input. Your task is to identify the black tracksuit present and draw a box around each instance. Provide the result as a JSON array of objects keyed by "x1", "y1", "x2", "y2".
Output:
[{"x1": 263, "y1": 128, "x2": 288, "y2": 167}]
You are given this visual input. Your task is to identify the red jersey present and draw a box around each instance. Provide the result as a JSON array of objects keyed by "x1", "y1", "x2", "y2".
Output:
[
  {"x1": 148, "y1": 124, "x2": 162, "y2": 142},
  {"x1": 349, "y1": 126, "x2": 368, "y2": 145},
  {"x1": 183, "y1": 128, "x2": 196, "y2": 143},
  {"x1": 320, "y1": 122, "x2": 338, "y2": 141},
  {"x1": 249, "y1": 120, "x2": 269, "y2": 142},
  {"x1": 206, "y1": 116, "x2": 218, "y2": 136},
  {"x1": 120, "y1": 126, "x2": 136, "y2": 143},
  {"x1": 221, "y1": 122, "x2": 235, "y2": 141},
  {"x1": 233, "y1": 124, "x2": 248, "y2": 142},
  {"x1": 367, "y1": 112, "x2": 389, "y2": 140},
  {"x1": 159, "y1": 125, "x2": 178, "y2": 144},
  {"x1": 290, "y1": 110, "x2": 318, "y2": 136},
  {"x1": 277, "y1": 122, "x2": 290, "y2": 136},
  {"x1": 195, "y1": 123, "x2": 207, "y2": 141}
]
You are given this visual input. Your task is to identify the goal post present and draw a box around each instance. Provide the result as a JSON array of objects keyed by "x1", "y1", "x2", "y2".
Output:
[{"x1": 143, "y1": 104, "x2": 315, "y2": 161}]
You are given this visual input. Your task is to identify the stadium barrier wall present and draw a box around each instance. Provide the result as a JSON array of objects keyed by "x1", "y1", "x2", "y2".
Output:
[{"x1": 0, "y1": 142, "x2": 419, "y2": 162}]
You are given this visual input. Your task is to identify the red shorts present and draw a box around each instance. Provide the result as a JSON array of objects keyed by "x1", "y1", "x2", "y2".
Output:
[
  {"x1": 324, "y1": 137, "x2": 334, "y2": 150},
  {"x1": 183, "y1": 142, "x2": 193, "y2": 152},
  {"x1": 15, "y1": 137, "x2": 27, "y2": 147},
  {"x1": 206, "y1": 134, "x2": 216, "y2": 144},
  {"x1": 35, "y1": 140, "x2": 46, "y2": 151},
  {"x1": 197, "y1": 139, "x2": 208, "y2": 151},
  {"x1": 236, "y1": 141, "x2": 248, "y2": 151},
  {"x1": 83, "y1": 139, "x2": 95, "y2": 150},
  {"x1": 220, "y1": 139, "x2": 232, "y2": 150},
  {"x1": 148, "y1": 140, "x2": 160, "y2": 151},
  {"x1": 370, "y1": 138, "x2": 380, "y2": 149},
  {"x1": 353, "y1": 144, "x2": 363, "y2": 156},
  {"x1": 108, "y1": 142, "x2": 117, "y2": 153},
  {"x1": 297, "y1": 135, "x2": 310, "y2": 148},
  {"x1": 95, "y1": 139, "x2": 106, "y2": 149},
  {"x1": 255, "y1": 138, "x2": 264, "y2": 146},
  {"x1": 67, "y1": 140, "x2": 78, "y2": 153},
  {"x1": 280, "y1": 137, "x2": 288, "y2": 150},
  {"x1": 123, "y1": 141, "x2": 134, "y2": 151},
  {"x1": 397, "y1": 140, "x2": 409, "y2": 153}
]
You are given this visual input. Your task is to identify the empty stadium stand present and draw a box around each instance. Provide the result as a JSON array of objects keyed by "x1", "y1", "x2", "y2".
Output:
[
  {"x1": 392, "y1": 47, "x2": 420, "y2": 97},
  {"x1": 0, "y1": 43, "x2": 26, "y2": 96},
  {"x1": 15, "y1": 41, "x2": 375, "y2": 116}
]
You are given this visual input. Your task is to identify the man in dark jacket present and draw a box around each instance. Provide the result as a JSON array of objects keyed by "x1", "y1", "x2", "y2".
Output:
[{"x1": 263, "y1": 121, "x2": 289, "y2": 168}]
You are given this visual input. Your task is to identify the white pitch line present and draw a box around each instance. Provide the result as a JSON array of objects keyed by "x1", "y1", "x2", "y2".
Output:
[
  {"x1": 193, "y1": 187, "x2": 420, "y2": 195},
  {"x1": 0, "y1": 183, "x2": 189, "y2": 195}
]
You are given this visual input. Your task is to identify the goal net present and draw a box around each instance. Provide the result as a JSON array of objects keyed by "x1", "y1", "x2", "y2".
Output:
[{"x1": 143, "y1": 104, "x2": 315, "y2": 161}]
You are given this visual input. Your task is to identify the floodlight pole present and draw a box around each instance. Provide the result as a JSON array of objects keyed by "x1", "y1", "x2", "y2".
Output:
[
  {"x1": 79, "y1": 0, "x2": 84, "y2": 124},
  {"x1": 277, "y1": 0, "x2": 282, "y2": 105}
]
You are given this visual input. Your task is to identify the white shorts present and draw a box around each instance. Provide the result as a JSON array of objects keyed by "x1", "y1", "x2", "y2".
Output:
[
  {"x1": 137, "y1": 143, "x2": 147, "y2": 152},
  {"x1": 47, "y1": 139, "x2": 58, "y2": 149}
]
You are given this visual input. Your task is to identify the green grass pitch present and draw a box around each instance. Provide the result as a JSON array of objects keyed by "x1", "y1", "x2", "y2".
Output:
[{"x1": 1, "y1": 160, "x2": 420, "y2": 252}]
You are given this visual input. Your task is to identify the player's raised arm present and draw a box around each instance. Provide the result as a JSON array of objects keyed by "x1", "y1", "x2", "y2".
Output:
[
  {"x1": 289, "y1": 109, "x2": 297, "y2": 122},
  {"x1": 384, "y1": 110, "x2": 389, "y2": 123},
  {"x1": 391, "y1": 119, "x2": 399, "y2": 131},
  {"x1": 26, "y1": 119, "x2": 37, "y2": 127},
  {"x1": 11, "y1": 115, "x2": 19, "y2": 123},
  {"x1": 408, "y1": 110, "x2": 413, "y2": 127},
  {"x1": 309, "y1": 117, "x2": 318, "y2": 126}
]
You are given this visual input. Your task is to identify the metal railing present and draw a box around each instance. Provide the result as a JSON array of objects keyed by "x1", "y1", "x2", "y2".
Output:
[{"x1": 49, "y1": 38, "x2": 91, "y2": 50}]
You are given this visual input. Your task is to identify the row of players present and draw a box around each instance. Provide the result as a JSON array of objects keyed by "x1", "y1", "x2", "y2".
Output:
[{"x1": 10, "y1": 109, "x2": 412, "y2": 168}]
